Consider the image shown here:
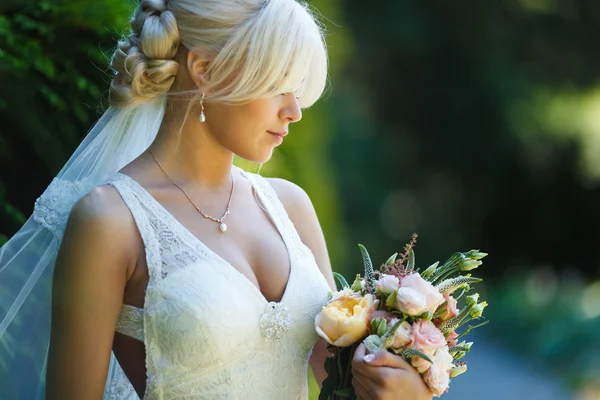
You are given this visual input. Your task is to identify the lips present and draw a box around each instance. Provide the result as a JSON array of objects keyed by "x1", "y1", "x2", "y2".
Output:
[{"x1": 267, "y1": 131, "x2": 288, "y2": 138}]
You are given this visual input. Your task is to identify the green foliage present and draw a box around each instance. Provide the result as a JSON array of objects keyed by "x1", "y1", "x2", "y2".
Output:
[
  {"x1": 0, "y1": 0, "x2": 135, "y2": 236},
  {"x1": 318, "y1": 343, "x2": 360, "y2": 400},
  {"x1": 333, "y1": 272, "x2": 350, "y2": 290},
  {"x1": 357, "y1": 244, "x2": 375, "y2": 292}
]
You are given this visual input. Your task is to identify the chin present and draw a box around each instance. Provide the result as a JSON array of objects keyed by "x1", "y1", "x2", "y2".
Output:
[
  {"x1": 256, "y1": 150, "x2": 274, "y2": 164},
  {"x1": 237, "y1": 148, "x2": 274, "y2": 164}
]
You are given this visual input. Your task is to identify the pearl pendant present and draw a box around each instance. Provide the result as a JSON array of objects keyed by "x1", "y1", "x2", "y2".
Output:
[
  {"x1": 219, "y1": 222, "x2": 227, "y2": 233},
  {"x1": 199, "y1": 111, "x2": 206, "y2": 123}
]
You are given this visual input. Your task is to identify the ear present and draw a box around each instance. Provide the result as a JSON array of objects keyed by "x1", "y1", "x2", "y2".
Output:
[{"x1": 186, "y1": 50, "x2": 211, "y2": 89}]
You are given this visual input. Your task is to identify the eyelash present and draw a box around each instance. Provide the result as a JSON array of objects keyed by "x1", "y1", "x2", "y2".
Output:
[{"x1": 279, "y1": 92, "x2": 300, "y2": 100}]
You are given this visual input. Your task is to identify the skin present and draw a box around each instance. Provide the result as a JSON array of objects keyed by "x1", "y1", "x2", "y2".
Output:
[
  {"x1": 352, "y1": 344, "x2": 433, "y2": 400},
  {"x1": 45, "y1": 49, "x2": 432, "y2": 400}
]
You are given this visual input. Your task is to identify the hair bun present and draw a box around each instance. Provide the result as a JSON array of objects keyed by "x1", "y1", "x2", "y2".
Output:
[{"x1": 109, "y1": 0, "x2": 180, "y2": 107}]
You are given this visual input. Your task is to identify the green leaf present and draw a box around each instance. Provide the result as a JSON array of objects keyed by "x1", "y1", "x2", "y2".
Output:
[
  {"x1": 385, "y1": 252, "x2": 398, "y2": 265},
  {"x1": 436, "y1": 276, "x2": 482, "y2": 295},
  {"x1": 407, "y1": 249, "x2": 415, "y2": 271},
  {"x1": 358, "y1": 244, "x2": 375, "y2": 292},
  {"x1": 350, "y1": 274, "x2": 362, "y2": 291},
  {"x1": 393, "y1": 347, "x2": 434, "y2": 364},
  {"x1": 319, "y1": 353, "x2": 339, "y2": 400},
  {"x1": 421, "y1": 261, "x2": 439, "y2": 279},
  {"x1": 449, "y1": 344, "x2": 472, "y2": 354},
  {"x1": 456, "y1": 320, "x2": 490, "y2": 340},
  {"x1": 382, "y1": 317, "x2": 406, "y2": 348},
  {"x1": 333, "y1": 387, "x2": 355, "y2": 398},
  {"x1": 333, "y1": 272, "x2": 350, "y2": 290},
  {"x1": 385, "y1": 288, "x2": 397, "y2": 309}
]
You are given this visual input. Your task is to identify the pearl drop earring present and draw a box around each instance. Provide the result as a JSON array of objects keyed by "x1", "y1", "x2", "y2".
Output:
[{"x1": 199, "y1": 92, "x2": 206, "y2": 123}]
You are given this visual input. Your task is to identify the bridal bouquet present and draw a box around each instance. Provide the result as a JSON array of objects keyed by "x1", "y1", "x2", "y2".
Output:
[{"x1": 315, "y1": 234, "x2": 488, "y2": 399}]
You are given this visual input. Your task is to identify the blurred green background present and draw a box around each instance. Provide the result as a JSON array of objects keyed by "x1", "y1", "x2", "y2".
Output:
[{"x1": 1, "y1": 0, "x2": 600, "y2": 399}]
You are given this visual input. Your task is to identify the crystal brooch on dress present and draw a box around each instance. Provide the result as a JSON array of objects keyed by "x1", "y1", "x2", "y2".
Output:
[{"x1": 260, "y1": 302, "x2": 292, "y2": 341}]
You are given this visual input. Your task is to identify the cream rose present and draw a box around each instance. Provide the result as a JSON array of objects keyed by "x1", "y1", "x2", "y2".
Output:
[
  {"x1": 315, "y1": 293, "x2": 374, "y2": 347},
  {"x1": 401, "y1": 273, "x2": 445, "y2": 314},
  {"x1": 395, "y1": 287, "x2": 428, "y2": 316},
  {"x1": 391, "y1": 320, "x2": 413, "y2": 349},
  {"x1": 375, "y1": 274, "x2": 399, "y2": 294}
]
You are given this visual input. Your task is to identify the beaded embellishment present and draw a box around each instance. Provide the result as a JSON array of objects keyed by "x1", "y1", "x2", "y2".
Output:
[{"x1": 260, "y1": 302, "x2": 292, "y2": 341}]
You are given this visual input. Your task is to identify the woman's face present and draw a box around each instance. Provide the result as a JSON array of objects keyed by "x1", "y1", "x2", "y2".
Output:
[{"x1": 202, "y1": 93, "x2": 302, "y2": 163}]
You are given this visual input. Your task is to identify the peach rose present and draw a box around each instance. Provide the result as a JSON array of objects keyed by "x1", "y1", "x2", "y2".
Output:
[
  {"x1": 423, "y1": 347, "x2": 453, "y2": 397},
  {"x1": 439, "y1": 293, "x2": 459, "y2": 322},
  {"x1": 315, "y1": 293, "x2": 374, "y2": 347},
  {"x1": 446, "y1": 331, "x2": 459, "y2": 347},
  {"x1": 411, "y1": 348, "x2": 436, "y2": 374},
  {"x1": 401, "y1": 273, "x2": 445, "y2": 314}
]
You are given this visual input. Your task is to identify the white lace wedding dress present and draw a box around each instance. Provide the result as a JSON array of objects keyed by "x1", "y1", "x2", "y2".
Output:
[{"x1": 101, "y1": 167, "x2": 331, "y2": 400}]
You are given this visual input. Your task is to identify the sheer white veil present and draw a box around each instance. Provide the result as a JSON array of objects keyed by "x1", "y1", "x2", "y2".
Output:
[{"x1": 0, "y1": 95, "x2": 166, "y2": 399}]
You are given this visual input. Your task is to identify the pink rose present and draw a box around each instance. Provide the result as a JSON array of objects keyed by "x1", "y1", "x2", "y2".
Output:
[
  {"x1": 439, "y1": 293, "x2": 459, "y2": 322},
  {"x1": 395, "y1": 287, "x2": 428, "y2": 316},
  {"x1": 401, "y1": 273, "x2": 445, "y2": 314},
  {"x1": 446, "y1": 331, "x2": 458, "y2": 347},
  {"x1": 411, "y1": 320, "x2": 446, "y2": 353},
  {"x1": 423, "y1": 347, "x2": 453, "y2": 397}
]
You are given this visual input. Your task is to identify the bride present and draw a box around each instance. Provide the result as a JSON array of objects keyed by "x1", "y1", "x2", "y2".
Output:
[{"x1": 0, "y1": 0, "x2": 432, "y2": 399}]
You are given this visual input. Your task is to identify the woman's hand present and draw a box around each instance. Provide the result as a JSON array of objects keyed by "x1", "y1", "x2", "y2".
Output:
[{"x1": 351, "y1": 343, "x2": 433, "y2": 400}]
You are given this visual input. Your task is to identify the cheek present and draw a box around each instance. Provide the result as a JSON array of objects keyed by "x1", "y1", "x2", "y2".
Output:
[
  {"x1": 218, "y1": 107, "x2": 265, "y2": 134},
  {"x1": 208, "y1": 113, "x2": 255, "y2": 143}
]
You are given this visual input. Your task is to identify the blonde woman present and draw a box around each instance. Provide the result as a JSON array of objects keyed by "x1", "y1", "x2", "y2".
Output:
[{"x1": 0, "y1": 0, "x2": 432, "y2": 399}]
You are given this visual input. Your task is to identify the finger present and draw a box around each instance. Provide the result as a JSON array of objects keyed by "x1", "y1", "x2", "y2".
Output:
[
  {"x1": 352, "y1": 342, "x2": 366, "y2": 363},
  {"x1": 352, "y1": 374, "x2": 375, "y2": 400},
  {"x1": 351, "y1": 343, "x2": 370, "y2": 376},
  {"x1": 353, "y1": 347, "x2": 409, "y2": 380},
  {"x1": 352, "y1": 362, "x2": 387, "y2": 386},
  {"x1": 363, "y1": 349, "x2": 413, "y2": 370}
]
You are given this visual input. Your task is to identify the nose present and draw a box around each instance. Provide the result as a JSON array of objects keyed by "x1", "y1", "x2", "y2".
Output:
[{"x1": 279, "y1": 93, "x2": 302, "y2": 123}]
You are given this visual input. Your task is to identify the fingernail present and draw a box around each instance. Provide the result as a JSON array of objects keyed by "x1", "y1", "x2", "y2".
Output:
[{"x1": 363, "y1": 354, "x2": 375, "y2": 363}]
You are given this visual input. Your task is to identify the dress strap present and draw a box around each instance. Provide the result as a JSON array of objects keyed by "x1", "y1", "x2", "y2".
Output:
[
  {"x1": 115, "y1": 304, "x2": 144, "y2": 342},
  {"x1": 105, "y1": 173, "x2": 163, "y2": 282}
]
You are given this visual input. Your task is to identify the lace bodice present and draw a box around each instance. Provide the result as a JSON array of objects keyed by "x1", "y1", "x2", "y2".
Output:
[{"x1": 103, "y1": 168, "x2": 331, "y2": 400}]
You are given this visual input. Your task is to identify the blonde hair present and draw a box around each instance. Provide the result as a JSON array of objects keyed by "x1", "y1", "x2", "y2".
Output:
[{"x1": 109, "y1": 0, "x2": 328, "y2": 109}]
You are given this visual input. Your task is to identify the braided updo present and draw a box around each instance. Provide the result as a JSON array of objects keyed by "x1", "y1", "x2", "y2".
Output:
[
  {"x1": 109, "y1": 0, "x2": 327, "y2": 108},
  {"x1": 110, "y1": 0, "x2": 180, "y2": 107}
]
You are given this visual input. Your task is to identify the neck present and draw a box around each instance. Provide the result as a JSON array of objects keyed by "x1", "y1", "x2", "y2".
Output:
[{"x1": 147, "y1": 102, "x2": 234, "y2": 191}]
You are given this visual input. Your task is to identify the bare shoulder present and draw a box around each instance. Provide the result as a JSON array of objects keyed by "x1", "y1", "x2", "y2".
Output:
[
  {"x1": 69, "y1": 185, "x2": 135, "y2": 237},
  {"x1": 71, "y1": 184, "x2": 130, "y2": 221},
  {"x1": 64, "y1": 184, "x2": 140, "y2": 270},
  {"x1": 264, "y1": 177, "x2": 314, "y2": 222},
  {"x1": 47, "y1": 184, "x2": 139, "y2": 398}
]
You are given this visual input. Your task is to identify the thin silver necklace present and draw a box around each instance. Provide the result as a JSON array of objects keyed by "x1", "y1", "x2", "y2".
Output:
[{"x1": 147, "y1": 151, "x2": 235, "y2": 233}]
